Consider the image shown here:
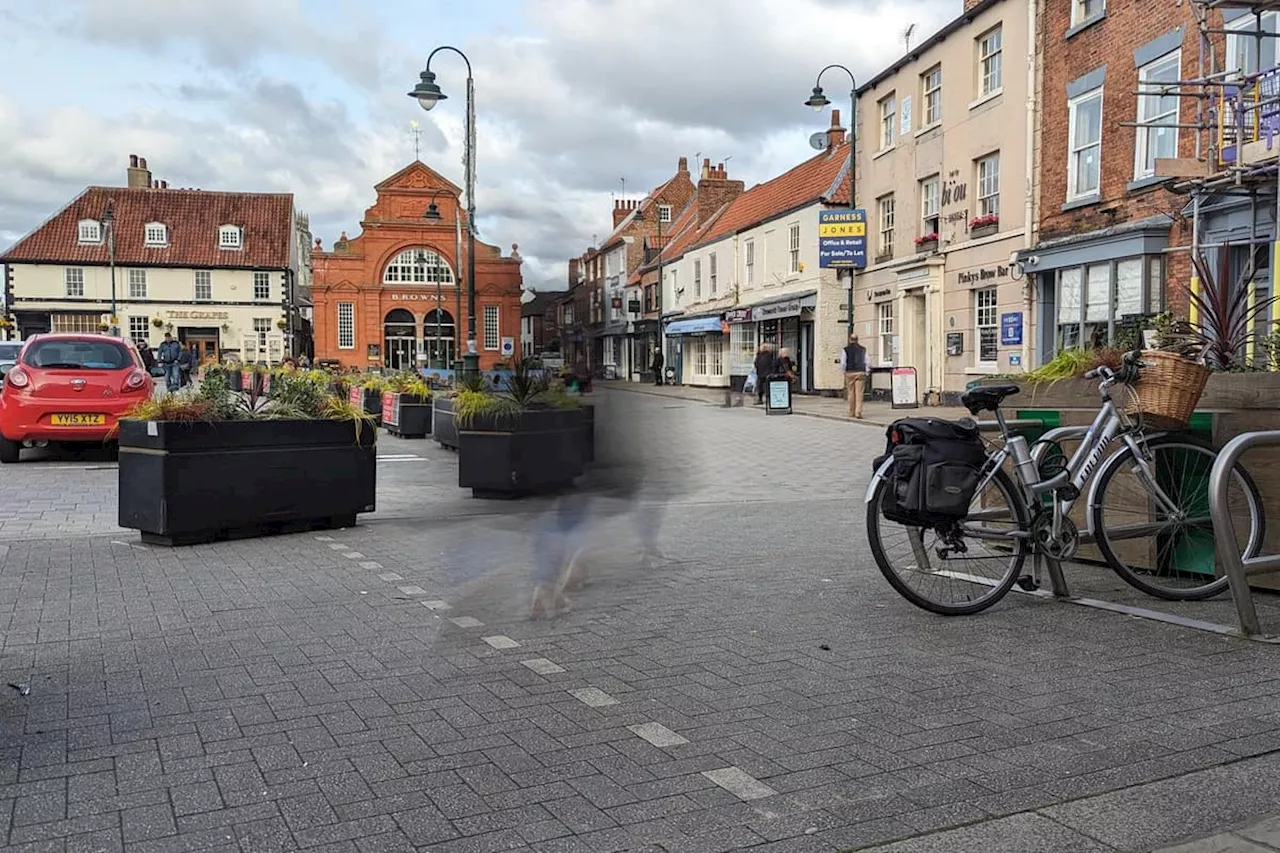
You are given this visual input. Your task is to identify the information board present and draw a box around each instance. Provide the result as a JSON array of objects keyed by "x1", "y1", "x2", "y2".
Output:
[
  {"x1": 818, "y1": 209, "x2": 868, "y2": 269},
  {"x1": 765, "y1": 378, "x2": 792, "y2": 415},
  {"x1": 891, "y1": 367, "x2": 919, "y2": 409}
]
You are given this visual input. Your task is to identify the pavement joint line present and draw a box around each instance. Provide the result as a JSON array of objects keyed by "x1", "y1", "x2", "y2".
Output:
[
  {"x1": 521, "y1": 658, "x2": 566, "y2": 675},
  {"x1": 627, "y1": 722, "x2": 689, "y2": 747},
  {"x1": 397, "y1": 585, "x2": 427, "y2": 595},
  {"x1": 327, "y1": 543, "x2": 350, "y2": 551},
  {"x1": 422, "y1": 600, "x2": 453, "y2": 611},
  {"x1": 377, "y1": 572, "x2": 404, "y2": 582},
  {"x1": 482, "y1": 635, "x2": 521, "y2": 649},
  {"x1": 449, "y1": 616, "x2": 484, "y2": 628},
  {"x1": 701, "y1": 767, "x2": 778, "y2": 801},
  {"x1": 568, "y1": 687, "x2": 619, "y2": 708}
]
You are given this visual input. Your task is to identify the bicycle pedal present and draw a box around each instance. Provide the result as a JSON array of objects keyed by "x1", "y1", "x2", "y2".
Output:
[{"x1": 1015, "y1": 575, "x2": 1039, "y2": 592}]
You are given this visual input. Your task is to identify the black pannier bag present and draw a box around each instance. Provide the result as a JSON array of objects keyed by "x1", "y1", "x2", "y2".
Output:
[{"x1": 871, "y1": 417, "x2": 987, "y2": 525}]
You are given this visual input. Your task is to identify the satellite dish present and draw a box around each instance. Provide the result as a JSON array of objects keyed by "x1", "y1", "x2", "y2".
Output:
[{"x1": 809, "y1": 132, "x2": 827, "y2": 150}]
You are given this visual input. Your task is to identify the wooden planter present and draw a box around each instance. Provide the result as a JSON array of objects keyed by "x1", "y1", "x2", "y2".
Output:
[
  {"x1": 458, "y1": 407, "x2": 589, "y2": 499},
  {"x1": 382, "y1": 392, "x2": 432, "y2": 438},
  {"x1": 117, "y1": 419, "x2": 376, "y2": 546},
  {"x1": 971, "y1": 224, "x2": 998, "y2": 239},
  {"x1": 915, "y1": 239, "x2": 938, "y2": 254}
]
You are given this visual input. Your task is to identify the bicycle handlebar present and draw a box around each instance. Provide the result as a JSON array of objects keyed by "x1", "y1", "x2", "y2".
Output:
[{"x1": 1083, "y1": 348, "x2": 1148, "y2": 385}]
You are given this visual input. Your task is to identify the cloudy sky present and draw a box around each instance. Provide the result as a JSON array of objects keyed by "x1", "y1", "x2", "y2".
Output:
[{"x1": 0, "y1": 0, "x2": 956, "y2": 290}]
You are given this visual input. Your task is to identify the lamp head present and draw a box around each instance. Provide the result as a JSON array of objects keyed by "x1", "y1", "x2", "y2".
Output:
[
  {"x1": 408, "y1": 69, "x2": 446, "y2": 112},
  {"x1": 804, "y1": 86, "x2": 831, "y2": 111}
]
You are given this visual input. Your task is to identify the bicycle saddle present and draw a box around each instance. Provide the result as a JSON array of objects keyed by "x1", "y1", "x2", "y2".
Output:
[{"x1": 960, "y1": 383, "x2": 1020, "y2": 415}]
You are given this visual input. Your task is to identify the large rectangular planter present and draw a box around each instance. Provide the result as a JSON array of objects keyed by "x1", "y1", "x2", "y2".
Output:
[
  {"x1": 117, "y1": 418, "x2": 376, "y2": 546},
  {"x1": 583, "y1": 404, "x2": 595, "y2": 463},
  {"x1": 433, "y1": 396, "x2": 459, "y2": 450},
  {"x1": 348, "y1": 386, "x2": 382, "y2": 425},
  {"x1": 458, "y1": 407, "x2": 589, "y2": 498},
  {"x1": 382, "y1": 392, "x2": 432, "y2": 438}
]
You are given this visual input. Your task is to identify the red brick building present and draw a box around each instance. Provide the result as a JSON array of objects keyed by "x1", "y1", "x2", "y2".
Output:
[
  {"x1": 1019, "y1": 0, "x2": 1220, "y2": 357},
  {"x1": 311, "y1": 162, "x2": 524, "y2": 370}
]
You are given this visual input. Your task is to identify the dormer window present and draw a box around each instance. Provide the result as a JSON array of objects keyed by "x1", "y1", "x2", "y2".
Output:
[
  {"x1": 144, "y1": 222, "x2": 168, "y2": 247},
  {"x1": 78, "y1": 219, "x2": 102, "y2": 245},
  {"x1": 219, "y1": 225, "x2": 242, "y2": 250}
]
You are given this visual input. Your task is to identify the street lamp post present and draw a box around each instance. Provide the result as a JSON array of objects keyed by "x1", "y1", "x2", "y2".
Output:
[
  {"x1": 805, "y1": 66, "x2": 858, "y2": 334},
  {"x1": 421, "y1": 199, "x2": 446, "y2": 369},
  {"x1": 103, "y1": 200, "x2": 119, "y2": 336},
  {"x1": 409, "y1": 47, "x2": 479, "y2": 383}
]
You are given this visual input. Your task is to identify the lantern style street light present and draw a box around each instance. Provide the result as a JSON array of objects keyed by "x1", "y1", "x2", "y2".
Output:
[
  {"x1": 102, "y1": 199, "x2": 119, "y2": 337},
  {"x1": 805, "y1": 64, "x2": 859, "y2": 333},
  {"x1": 409, "y1": 46, "x2": 479, "y2": 381}
]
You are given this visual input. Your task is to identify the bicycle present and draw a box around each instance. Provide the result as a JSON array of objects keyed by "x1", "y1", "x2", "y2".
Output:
[{"x1": 866, "y1": 350, "x2": 1266, "y2": 615}]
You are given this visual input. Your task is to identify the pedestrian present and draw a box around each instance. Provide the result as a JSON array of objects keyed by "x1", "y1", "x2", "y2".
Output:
[
  {"x1": 841, "y1": 333, "x2": 868, "y2": 419},
  {"x1": 157, "y1": 333, "x2": 182, "y2": 392},
  {"x1": 752, "y1": 342, "x2": 776, "y2": 405},
  {"x1": 298, "y1": 354, "x2": 311, "y2": 369},
  {"x1": 650, "y1": 346, "x2": 664, "y2": 386},
  {"x1": 777, "y1": 347, "x2": 797, "y2": 390},
  {"x1": 136, "y1": 340, "x2": 155, "y2": 372},
  {"x1": 177, "y1": 345, "x2": 193, "y2": 387}
]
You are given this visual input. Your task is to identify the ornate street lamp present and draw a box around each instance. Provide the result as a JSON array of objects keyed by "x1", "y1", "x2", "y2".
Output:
[
  {"x1": 805, "y1": 65, "x2": 859, "y2": 333},
  {"x1": 102, "y1": 200, "x2": 119, "y2": 336},
  {"x1": 409, "y1": 47, "x2": 479, "y2": 382}
]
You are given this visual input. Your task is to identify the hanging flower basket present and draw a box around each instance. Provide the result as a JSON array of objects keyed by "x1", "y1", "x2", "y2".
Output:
[
  {"x1": 151, "y1": 317, "x2": 165, "y2": 328},
  {"x1": 276, "y1": 320, "x2": 288, "y2": 330}
]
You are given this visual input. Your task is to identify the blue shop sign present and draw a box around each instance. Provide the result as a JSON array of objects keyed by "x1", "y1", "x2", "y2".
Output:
[
  {"x1": 818, "y1": 209, "x2": 867, "y2": 269},
  {"x1": 1000, "y1": 312, "x2": 1023, "y2": 346}
]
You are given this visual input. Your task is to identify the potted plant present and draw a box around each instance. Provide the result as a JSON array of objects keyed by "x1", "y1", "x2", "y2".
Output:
[
  {"x1": 969, "y1": 215, "x2": 999, "y2": 238},
  {"x1": 382, "y1": 373, "x2": 433, "y2": 438},
  {"x1": 348, "y1": 376, "x2": 387, "y2": 424},
  {"x1": 116, "y1": 369, "x2": 377, "y2": 545},
  {"x1": 915, "y1": 232, "x2": 939, "y2": 253},
  {"x1": 454, "y1": 357, "x2": 590, "y2": 498}
]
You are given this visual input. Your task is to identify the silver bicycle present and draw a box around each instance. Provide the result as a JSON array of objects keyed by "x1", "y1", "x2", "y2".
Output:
[{"x1": 866, "y1": 351, "x2": 1266, "y2": 615}]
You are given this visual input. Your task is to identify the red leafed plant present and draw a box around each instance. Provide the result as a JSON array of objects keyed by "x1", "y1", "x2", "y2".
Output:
[
  {"x1": 914, "y1": 233, "x2": 939, "y2": 246},
  {"x1": 1175, "y1": 242, "x2": 1279, "y2": 369},
  {"x1": 969, "y1": 214, "x2": 999, "y2": 229}
]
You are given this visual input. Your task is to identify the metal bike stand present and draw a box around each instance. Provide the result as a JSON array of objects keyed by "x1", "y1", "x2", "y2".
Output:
[{"x1": 1208, "y1": 430, "x2": 1280, "y2": 640}]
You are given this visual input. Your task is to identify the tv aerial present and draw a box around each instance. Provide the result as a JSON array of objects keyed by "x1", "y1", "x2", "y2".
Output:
[{"x1": 904, "y1": 23, "x2": 917, "y2": 52}]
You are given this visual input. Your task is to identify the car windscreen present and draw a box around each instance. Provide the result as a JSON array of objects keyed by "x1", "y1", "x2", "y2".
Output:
[
  {"x1": 22, "y1": 340, "x2": 133, "y2": 370},
  {"x1": 0, "y1": 344, "x2": 20, "y2": 361}
]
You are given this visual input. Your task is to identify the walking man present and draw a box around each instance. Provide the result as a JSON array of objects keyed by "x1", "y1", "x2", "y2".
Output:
[
  {"x1": 841, "y1": 333, "x2": 867, "y2": 419},
  {"x1": 650, "y1": 346, "x2": 664, "y2": 386},
  {"x1": 157, "y1": 333, "x2": 182, "y2": 393},
  {"x1": 752, "y1": 342, "x2": 777, "y2": 406}
]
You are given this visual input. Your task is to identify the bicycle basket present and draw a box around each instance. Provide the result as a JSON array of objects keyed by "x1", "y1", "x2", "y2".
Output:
[{"x1": 1124, "y1": 350, "x2": 1210, "y2": 429}]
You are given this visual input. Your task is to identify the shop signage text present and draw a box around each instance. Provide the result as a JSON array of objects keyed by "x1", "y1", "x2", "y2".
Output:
[
  {"x1": 167, "y1": 310, "x2": 229, "y2": 319},
  {"x1": 389, "y1": 293, "x2": 446, "y2": 301},
  {"x1": 724, "y1": 308, "x2": 753, "y2": 324},
  {"x1": 942, "y1": 171, "x2": 967, "y2": 207},
  {"x1": 957, "y1": 265, "x2": 1010, "y2": 285},
  {"x1": 818, "y1": 209, "x2": 867, "y2": 269},
  {"x1": 872, "y1": 288, "x2": 892, "y2": 299},
  {"x1": 755, "y1": 299, "x2": 803, "y2": 320}
]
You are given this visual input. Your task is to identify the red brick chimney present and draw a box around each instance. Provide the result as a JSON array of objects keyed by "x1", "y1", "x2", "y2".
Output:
[
  {"x1": 568, "y1": 257, "x2": 580, "y2": 287},
  {"x1": 696, "y1": 159, "x2": 744, "y2": 226},
  {"x1": 612, "y1": 198, "x2": 639, "y2": 229},
  {"x1": 827, "y1": 109, "x2": 846, "y2": 150},
  {"x1": 678, "y1": 156, "x2": 689, "y2": 174}
]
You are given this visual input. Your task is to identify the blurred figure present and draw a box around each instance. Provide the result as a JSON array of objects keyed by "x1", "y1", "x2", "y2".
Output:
[
  {"x1": 777, "y1": 346, "x2": 797, "y2": 388},
  {"x1": 753, "y1": 342, "x2": 776, "y2": 405},
  {"x1": 650, "y1": 346, "x2": 664, "y2": 386}
]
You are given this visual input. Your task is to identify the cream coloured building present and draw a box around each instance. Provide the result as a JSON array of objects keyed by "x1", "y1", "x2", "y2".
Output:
[
  {"x1": 854, "y1": 0, "x2": 1037, "y2": 404},
  {"x1": 0, "y1": 155, "x2": 303, "y2": 363}
]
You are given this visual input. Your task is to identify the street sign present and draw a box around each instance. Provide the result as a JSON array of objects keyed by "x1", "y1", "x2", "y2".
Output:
[
  {"x1": 500, "y1": 337, "x2": 514, "y2": 357},
  {"x1": 818, "y1": 209, "x2": 867, "y2": 269}
]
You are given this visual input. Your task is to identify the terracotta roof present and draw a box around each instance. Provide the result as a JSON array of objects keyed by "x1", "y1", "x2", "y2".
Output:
[
  {"x1": 1, "y1": 186, "x2": 295, "y2": 269},
  {"x1": 601, "y1": 174, "x2": 678, "y2": 247},
  {"x1": 693, "y1": 143, "x2": 851, "y2": 249},
  {"x1": 658, "y1": 200, "x2": 729, "y2": 263}
]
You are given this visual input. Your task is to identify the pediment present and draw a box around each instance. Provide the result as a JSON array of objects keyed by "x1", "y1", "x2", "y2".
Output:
[
  {"x1": 376, "y1": 160, "x2": 461, "y2": 195},
  {"x1": 331, "y1": 280, "x2": 360, "y2": 292}
]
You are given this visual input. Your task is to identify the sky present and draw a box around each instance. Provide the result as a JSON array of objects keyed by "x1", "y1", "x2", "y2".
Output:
[{"x1": 0, "y1": 0, "x2": 958, "y2": 292}]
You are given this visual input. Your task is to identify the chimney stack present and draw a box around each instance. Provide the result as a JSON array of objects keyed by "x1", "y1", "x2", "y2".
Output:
[
  {"x1": 827, "y1": 109, "x2": 847, "y2": 150},
  {"x1": 678, "y1": 156, "x2": 689, "y2": 173},
  {"x1": 612, "y1": 198, "x2": 640, "y2": 228},
  {"x1": 696, "y1": 160, "x2": 745, "y2": 226},
  {"x1": 126, "y1": 154, "x2": 152, "y2": 189}
]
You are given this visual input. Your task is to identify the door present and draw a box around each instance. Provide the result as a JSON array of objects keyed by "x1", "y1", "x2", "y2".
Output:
[
  {"x1": 801, "y1": 322, "x2": 814, "y2": 392},
  {"x1": 185, "y1": 335, "x2": 219, "y2": 363},
  {"x1": 383, "y1": 309, "x2": 418, "y2": 371}
]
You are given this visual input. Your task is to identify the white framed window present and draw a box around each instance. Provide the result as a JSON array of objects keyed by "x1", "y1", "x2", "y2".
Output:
[
  {"x1": 253, "y1": 271, "x2": 271, "y2": 301},
  {"x1": 694, "y1": 259, "x2": 703, "y2": 300},
  {"x1": 483, "y1": 304, "x2": 500, "y2": 350},
  {"x1": 745, "y1": 240, "x2": 755, "y2": 285},
  {"x1": 879, "y1": 94, "x2": 896, "y2": 149},
  {"x1": 709, "y1": 252, "x2": 718, "y2": 295},
  {"x1": 922, "y1": 65, "x2": 942, "y2": 126},
  {"x1": 128, "y1": 269, "x2": 147, "y2": 299},
  {"x1": 976, "y1": 287, "x2": 998, "y2": 364},
  {"x1": 694, "y1": 338, "x2": 707, "y2": 375},
  {"x1": 788, "y1": 223, "x2": 801, "y2": 273},
  {"x1": 730, "y1": 323, "x2": 757, "y2": 374},
  {"x1": 194, "y1": 270, "x2": 212, "y2": 301},
  {"x1": 921, "y1": 176, "x2": 941, "y2": 236},
  {"x1": 218, "y1": 225, "x2": 242, "y2": 250},
  {"x1": 144, "y1": 222, "x2": 168, "y2": 247},
  {"x1": 128, "y1": 316, "x2": 149, "y2": 343},
  {"x1": 1068, "y1": 88, "x2": 1104, "y2": 200},
  {"x1": 337, "y1": 302, "x2": 355, "y2": 349},
  {"x1": 977, "y1": 153, "x2": 1001, "y2": 217},
  {"x1": 384, "y1": 248, "x2": 455, "y2": 284},
  {"x1": 1135, "y1": 51, "x2": 1181, "y2": 179},
  {"x1": 877, "y1": 301, "x2": 895, "y2": 365},
  {"x1": 64, "y1": 267, "x2": 84, "y2": 297},
  {"x1": 51, "y1": 314, "x2": 100, "y2": 334},
  {"x1": 658, "y1": 204, "x2": 672, "y2": 223},
  {"x1": 78, "y1": 219, "x2": 102, "y2": 245},
  {"x1": 1226, "y1": 12, "x2": 1278, "y2": 77},
  {"x1": 253, "y1": 318, "x2": 271, "y2": 349},
  {"x1": 710, "y1": 337, "x2": 723, "y2": 375},
  {"x1": 978, "y1": 26, "x2": 1003, "y2": 97},
  {"x1": 878, "y1": 195, "x2": 895, "y2": 258},
  {"x1": 1056, "y1": 257, "x2": 1159, "y2": 349},
  {"x1": 1071, "y1": 0, "x2": 1105, "y2": 25}
]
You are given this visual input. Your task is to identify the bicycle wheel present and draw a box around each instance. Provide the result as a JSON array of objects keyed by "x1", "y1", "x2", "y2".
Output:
[
  {"x1": 1090, "y1": 435, "x2": 1265, "y2": 601},
  {"x1": 867, "y1": 465, "x2": 1031, "y2": 615}
]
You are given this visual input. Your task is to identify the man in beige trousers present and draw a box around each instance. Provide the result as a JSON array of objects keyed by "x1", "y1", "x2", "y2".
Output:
[{"x1": 840, "y1": 333, "x2": 867, "y2": 418}]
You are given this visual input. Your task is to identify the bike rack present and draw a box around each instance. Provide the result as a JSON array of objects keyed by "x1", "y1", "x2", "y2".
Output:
[{"x1": 1208, "y1": 430, "x2": 1280, "y2": 639}]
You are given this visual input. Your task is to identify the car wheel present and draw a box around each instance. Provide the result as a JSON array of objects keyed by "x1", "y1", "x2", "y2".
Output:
[{"x1": 0, "y1": 436, "x2": 19, "y2": 464}]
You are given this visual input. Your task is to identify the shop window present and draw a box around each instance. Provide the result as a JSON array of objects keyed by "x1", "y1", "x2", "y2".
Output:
[
  {"x1": 253, "y1": 318, "x2": 271, "y2": 349},
  {"x1": 976, "y1": 287, "x2": 998, "y2": 364},
  {"x1": 877, "y1": 301, "x2": 895, "y2": 365},
  {"x1": 694, "y1": 338, "x2": 707, "y2": 375},
  {"x1": 1055, "y1": 256, "x2": 1158, "y2": 350},
  {"x1": 710, "y1": 337, "x2": 723, "y2": 375},
  {"x1": 730, "y1": 322, "x2": 756, "y2": 374}
]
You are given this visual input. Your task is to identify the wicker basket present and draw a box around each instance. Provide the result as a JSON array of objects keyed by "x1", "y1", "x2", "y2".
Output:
[{"x1": 1125, "y1": 349, "x2": 1210, "y2": 429}]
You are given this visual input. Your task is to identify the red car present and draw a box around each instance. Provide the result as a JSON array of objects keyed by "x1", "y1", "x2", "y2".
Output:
[{"x1": 0, "y1": 333, "x2": 152, "y2": 463}]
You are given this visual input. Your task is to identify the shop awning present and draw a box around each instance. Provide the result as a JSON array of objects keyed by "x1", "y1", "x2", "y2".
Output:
[{"x1": 665, "y1": 316, "x2": 723, "y2": 335}]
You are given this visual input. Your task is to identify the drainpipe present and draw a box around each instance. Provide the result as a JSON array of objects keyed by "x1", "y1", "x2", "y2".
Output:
[{"x1": 1021, "y1": 0, "x2": 1039, "y2": 371}]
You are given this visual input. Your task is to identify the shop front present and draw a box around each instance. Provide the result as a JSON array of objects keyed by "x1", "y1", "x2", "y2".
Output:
[
  {"x1": 725, "y1": 291, "x2": 820, "y2": 393},
  {"x1": 663, "y1": 314, "x2": 725, "y2": 386},
  {"x1": 941, "y1": 238, "x2": 1033, "y2": 400},
  {"x1": 853, "y1": 259, "x2": 944, "y2": 402}
]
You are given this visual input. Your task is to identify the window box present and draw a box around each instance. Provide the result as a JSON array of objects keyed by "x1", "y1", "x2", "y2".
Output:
[
  {"x1": 915, "y1": 234, "x2": 939, "y2": 253},
  {"x1": 875, "y1": 252, "x2": 895, "y2": 265},
  {"x1": 969, "y1": 216, "x2": 1000, "y2": 238},
  {"x1": 117, "y1": 419, "x2": 376, "y2": 546}
]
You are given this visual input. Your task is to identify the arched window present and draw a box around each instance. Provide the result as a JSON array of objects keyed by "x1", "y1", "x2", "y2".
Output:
[
  {"x1": 383, "y1": 248, "x2": 455, "y2": 284},
  {"x1": 383, "y1": 309, "x2": 418, "y2": 371}
]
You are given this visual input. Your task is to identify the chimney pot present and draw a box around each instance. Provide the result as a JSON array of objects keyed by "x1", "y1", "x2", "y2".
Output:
[
  {"x1": 129, "y1": 154, "x2": 138, "y2": 168},
  {"x1": 831, "y1": 109, "x2": 841, "y2": 127},
  {"x1": 678, "y1": 156, "x2": 688, "y2": 171},
  {"x1": 139, "y1": 157, "x2": 147, "y2": 169}
]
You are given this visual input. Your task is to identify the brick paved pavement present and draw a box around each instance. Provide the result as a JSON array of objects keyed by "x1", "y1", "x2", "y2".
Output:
[{"x1": 2, "y1": 391, "x2": 1280, "y2": 851}]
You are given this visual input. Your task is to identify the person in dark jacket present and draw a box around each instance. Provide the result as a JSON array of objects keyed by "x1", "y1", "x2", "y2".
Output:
[
  {"x1": 650, "y1": 347, "x2": 664, "y2": 386},
  {"x1": 136, "y1": 341, "x2": 155, "y2": 372},
  {"x1": 841, "y1": 333, "x2": 868, "y2": 418},
  {"x1": 157, "y1": 333, "x2": 182, "y2": 392},
  {"x1": 752, "y1": 343, "x2": 777, "y2": 405}
]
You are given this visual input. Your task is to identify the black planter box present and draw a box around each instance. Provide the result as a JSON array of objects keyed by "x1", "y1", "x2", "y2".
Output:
[
  {"x1": 383, "y1": 392, "x2": 432, "y2": 438},
  {"x1": 458, "y1": 407, "x2": 589, "y2": 499},
  {"x1": 118, "y1": 418, "x2": 377, "y2": 546},
  {"x1": 433, "y1": 397, "x2": 459, "y2": 451},
  {"x1": 227, "y1": 370, "x2": 244, "y2": 392},
  {"x1": 583, "y1": 404, "x2": 595, "y2": 463}
]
